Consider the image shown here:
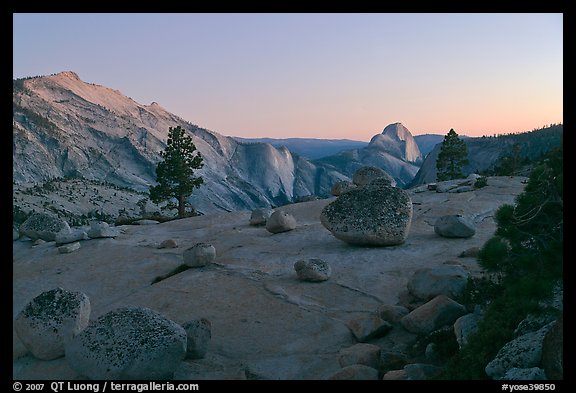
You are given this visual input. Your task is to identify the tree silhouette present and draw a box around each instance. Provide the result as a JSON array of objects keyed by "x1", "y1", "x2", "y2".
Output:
[
  {"x1": 436, "y1": 128, "x2": 469, "y2": 181},
  {"x1": 149, "y1": 126, "x2": 204, "y2": 218}
]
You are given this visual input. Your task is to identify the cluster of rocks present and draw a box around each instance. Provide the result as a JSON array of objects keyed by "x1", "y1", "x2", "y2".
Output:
[
  {"x1": 413, "y1": 173, "x2": 483, "y2": 194},
  {"x1": 14, "y1": 288, "x2": 212, "y2": 379},
  {"x1": 16, "y1": 212, "x2": 122, "y2": 254}
]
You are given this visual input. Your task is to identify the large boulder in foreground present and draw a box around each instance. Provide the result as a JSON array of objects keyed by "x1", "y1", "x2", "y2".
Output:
[
  {"x1": 65, "y1": 306, "x2": 186, "y2": 380},
  {"x1": 320, "y1": 183, "x2": 413, "y2": 246},
  {"x1": 14, "y1": 288, "x2": 90, "y2": 360},
  {"x1": 19, "y1": 212, "x2": 70, "y2": 241}
]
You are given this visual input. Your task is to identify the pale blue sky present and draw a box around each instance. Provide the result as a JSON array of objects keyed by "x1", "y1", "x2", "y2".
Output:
[{"x1": 13, "y1": 13, "x2": 563, "y2": 140}]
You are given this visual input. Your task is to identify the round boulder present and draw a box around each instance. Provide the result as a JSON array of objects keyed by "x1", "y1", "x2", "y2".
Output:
[
  {"x1": 183, "y1": 243, "x2": 216, "y2": 267},
  {"x1": 352, "y1": 166, "x2": 396, "y2": 188},
  {"x1": 434, "y1": 215, "x2": 476, "y2": 238},
  {"x1": 65, "y1": 306, "x2": 186, "y2": 380},
  {"x1": 294, "y1": 258, "x2": 331, "y2": 282},
  {"x1": 320, "y1": 183, "x2": 413, "y2": 246},
  {"x1": 265, "y1": 210, "x2": 297, "y2": 234},
  {"x1": 14, "y1": 288, "x2": 90, "y2": 360}
]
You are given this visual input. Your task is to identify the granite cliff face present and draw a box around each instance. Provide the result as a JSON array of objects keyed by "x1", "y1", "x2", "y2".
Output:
[{"x1": 13, "y1": 72, "x2": 347, "y2": 213}]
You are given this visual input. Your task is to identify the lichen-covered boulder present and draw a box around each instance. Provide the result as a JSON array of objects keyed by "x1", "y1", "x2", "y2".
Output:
[
  {"x1": 294, "y1": 258, "x2": 331, "y2": 282},
  {"x1": 14, "y1": 288, "x2": 90, "y2": 360},
  {"x1": 19, "y1": 212, "x2": 70, "y2": 241},
  {"x1": 65, "y1": 306, "x2": 186, "y2": 380},
  {"x1": 320, "y1": 182, "x2": 412, "y2": 246}
]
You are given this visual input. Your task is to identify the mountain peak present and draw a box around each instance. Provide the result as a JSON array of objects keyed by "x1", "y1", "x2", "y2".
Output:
[
  {"x1": 54, "y1": 71, "x2": 81, "y2": 80},
  {"x1": 369, "y1": 122, "x2": 422, "y2": 164}
]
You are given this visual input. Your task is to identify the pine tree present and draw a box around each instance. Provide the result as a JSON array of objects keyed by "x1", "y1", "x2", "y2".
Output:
[
  {"x1": 436, "y1": 128, "x2": 469, "y2": 181},
  {"x1": 149, "y1": 126, "x2": 204, "y2": 218}
]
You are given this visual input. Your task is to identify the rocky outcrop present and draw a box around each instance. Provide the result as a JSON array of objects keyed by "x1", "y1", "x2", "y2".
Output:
[
  {"x1": 320, "y1": 182, "x2": 413, "y2": 246},
  {"x1": 183, "y1": 243, "x2": 216, "y2": 267},
  {"x1": 434, "y1": 215, "x2": 476, "y2": 238},
  {"x1": 19, "y1": 212, "x2": 70, "y2": 241},
  {"x1": 65, "y1": 306, "x2": 186, "y2": 380},
  {"x1": 485, "y1": 322, "x2": 553, "y2": 379},
  {"x1": 265, "y1": 210, "x2": 297, "y2": 234},
  {"x1": 14, "y1": 288, "x2": 90, "y2": 360},
  {"x1": 293, "y1": 258, "x2": 331, "y2": 282}
]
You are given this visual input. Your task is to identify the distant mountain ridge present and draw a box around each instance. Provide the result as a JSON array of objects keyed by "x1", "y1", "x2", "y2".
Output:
[
  {"x1": 232, "y1": 137, "x2": 368, "y2": 160},
  {"x1": 13, "y1": 72, "x2": 348, "y2": 213}
]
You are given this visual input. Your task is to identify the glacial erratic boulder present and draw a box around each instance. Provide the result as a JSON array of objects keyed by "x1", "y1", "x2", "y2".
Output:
[
  {"x1": 265, "y1": 210, "x2": 297, "y2": 234},
  {"x1": 294, "y1": 258, "x2": 331, "y2": 282},
  {"x1": 65, "y1": 306, "x2": 186, "y2": 380},
  {"x1": 320, "y1": 182, "x2": 413, "y2": 246},
  {"x1": 434, "y1": 215, "x2": 476, "y2": 238},
  {"x1": 183, "y1": 243, "x2": 216, "y2": 267},
  {"x1": 14, "y1": 288, "x2": 90, "y2": 360},
  {"x1": 19, "y1": 212, "x2": 70, "y2": 241}
]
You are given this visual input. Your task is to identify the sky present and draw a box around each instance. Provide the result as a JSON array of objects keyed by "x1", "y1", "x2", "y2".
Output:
[{"x1": 13, "y1": 13, "x2": 563, "y2": 141}]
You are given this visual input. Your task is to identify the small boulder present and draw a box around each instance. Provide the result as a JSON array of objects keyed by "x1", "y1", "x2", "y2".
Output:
[
  {"x1": 294, "y1": 258, "x2": 331, "y2": 282},
  {"x1": 265, "y1": 210, "x2": 297, "y2": 234},
  {"x1": 407, "y1": 265, "x2": 469, "y2": 300},
  {"x1": 65, "y1": 306, "x2": 186, "y2": 380},
  {"x1": 249, "y1": 208, "x2": 273, "y2": 226},
  {"x1": 87, "y1": 221, "x2": 120, "y2": 238},
  {"x1": 183, "y1": 243, "x2": 216, "y2": 267},
  {"x1": 58, "y1": 242, "x2": 81, "y2": 254},
  {"x1": 14, "y1": 288, "x2": 90, "y2": 360},
  {"x1": 434, "y1": 215, "x2": 476, "y2": 238},
  {"x1": 19, "y1": 212, "x2": 70, "y2": 242},
  {"x1": 55, "y1": 228, "x2": 88, "y2": 245},
  {"x1": 501, "y1": 367, "x2": 547, "y2": 380},
  {"x1": 328, "y1": 364, "x2": 379, "y2": 380},
  {"x1": 158, "y1": 239, "x2": 178, "y2": 249},
  {"x1": 182, "y1": 318, "x2": 211, "y2": 359},
  {"x1": 376, "y1": 304, "x2": 409, "y2": 324},
  {"x1": 338, "y1": 343, "x2": 381, "y2": 368},
  {"x1": 401, "y1": 295, "x2": 467, "y2": 335},
  {"x1": 453, "y1": 313, "x2": 481, "y2": 349},
  {"x1": 347, "y1": 314, "x2": 392, "y2": 342}
]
